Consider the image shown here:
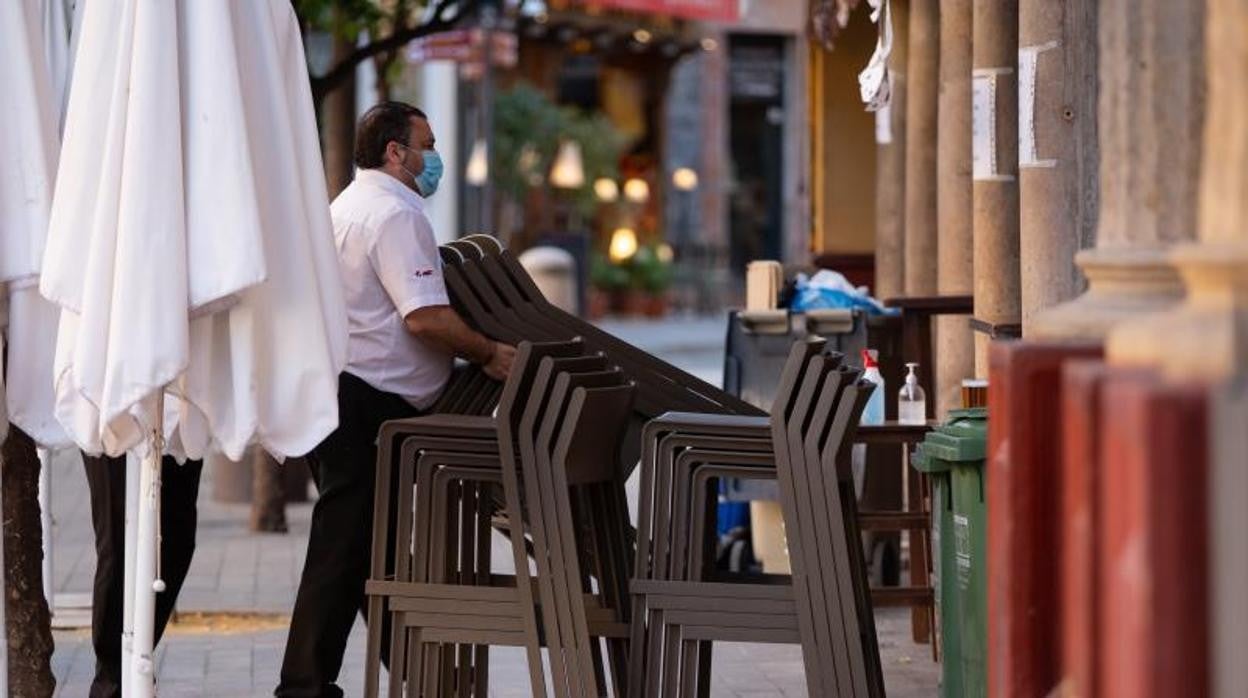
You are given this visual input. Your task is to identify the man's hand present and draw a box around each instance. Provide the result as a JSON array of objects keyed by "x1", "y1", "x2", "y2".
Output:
[{"x1": 483, "y1": 342, "x2": 516, "y2": 381}]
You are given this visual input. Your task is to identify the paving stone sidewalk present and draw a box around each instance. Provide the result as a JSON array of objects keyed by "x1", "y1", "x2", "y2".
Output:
[{"x1": 45, "y1": 314, "x2": 941, "y2": 696}]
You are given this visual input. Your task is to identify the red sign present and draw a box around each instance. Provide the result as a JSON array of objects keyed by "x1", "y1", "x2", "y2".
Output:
[
  {"x1": 406, "y1": 30, "x2": 518, "y2": 68},
  {"x1": 579, "y1": 0, "x2": 739, "y2": 22}
]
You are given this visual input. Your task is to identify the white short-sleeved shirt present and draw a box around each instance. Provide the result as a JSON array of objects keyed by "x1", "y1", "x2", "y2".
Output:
[{"x1": 331, "y1": 168, "x2": 453, "y2": 409}]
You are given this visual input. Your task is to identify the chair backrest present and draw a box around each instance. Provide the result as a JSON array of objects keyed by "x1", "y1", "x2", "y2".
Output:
[
  {"x1": 821, "y1": 378, "x2": 875, "y2": 478},
  {"x1": 767, "y1": 337, "x2": 829, "y2": 422},
  {"x1": 446, "y1": 238, "x2": 486, "y2": 260},
  {"x1": 441, "y1": 247, "x2": 521, "y2": 343},
  {"x1": 773, "y1": 354, "x2": 837, "y2": 471},
  {"x1": 801, "y1": 366, "x2": 859, "y2": 465},
  {"x1": 495, "y1": 341, "x2": 584, "y2": 427},
  {"x1": 504, "y1": 356, "x2": 618, "y2": 470},
  {"x1": 533, "y1": 369, "x2": 627, "y2": 467},
  {"x1": 553, "y1": 383, "x2": 636, "y2": 484},
  {"x1": 492, "y1": 243, "x2": 764, "y2": 417},
  {"x1": 461, "y1": 233, "x2": 505, "y2": 255}
]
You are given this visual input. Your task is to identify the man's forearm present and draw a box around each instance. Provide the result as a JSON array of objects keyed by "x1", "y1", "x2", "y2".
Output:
[{"x1": 405, "y1": 306, "x2": 495, "y2": 364}]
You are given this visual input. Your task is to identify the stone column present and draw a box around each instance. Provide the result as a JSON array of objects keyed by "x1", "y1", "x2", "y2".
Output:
[
  {"x1": 903, "y1": 0, "x2": 938, "y2": 297},
  {"x1": 875, "y1": 0, "x2": 909, "y2": 300},
  {"x1": 971, "y1": 0, "x2": 1020, "y2": 376},
  {"x1": 1101, "y1": 12, "x2": 1247, "y2": 688},
  {"x1": 934, "y1": 0, "x2": 974, "y2": 414},
  {"x1": 1017, "y1": 0, "x2": 1098, "y2": 331},
  {"x1": 1029, "y1": 0, "x2": 1203, "y2": 342},
  {"x1": 1106, "y1": 0, "x2": 1248, "y2": 378}
]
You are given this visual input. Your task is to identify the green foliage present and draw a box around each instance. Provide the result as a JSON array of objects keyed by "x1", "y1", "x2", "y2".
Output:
[
  {"x1": 491, "y1": 84, "x2": 566, "y2": 201},
  {"x1": 555, "y1": 108, "x2": 627, "y2": 217},
  {"x1": 590, "y1": 245, "x2": 672, "y2": 294},
  {"x1": 590, "y1": 252, "x2": 630, "y2": 292},
  {"x1": 492, "y1": 83, "x2": 627, "y2": 217},
  {"x1": 628, "y1": 244, "x2": 673, "y2": 294},
  {"x1": 293, "y1": 0, "x2": 388, "y2": 39}
]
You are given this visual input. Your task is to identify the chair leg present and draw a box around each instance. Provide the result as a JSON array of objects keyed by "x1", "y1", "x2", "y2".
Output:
[
  {"x1": 661, "y1": 620, "x2": 683, "y2": 697},
  {"x1": 473, "y1": 485, "x2": 493, "y2": 697},
  {"x1": 404, "y1": 628, "x2": 423, "y2": 698},
  {"x1": 455, "y1": 483, "x2": 477, "y2": 697},
  {"x1": 387, "y1": 620, "x2": 410, "y2": 698},
  {"x1": 645, "y1": 607, "x2": 667, "y2": 698},
  {"x1": 694, "y1": 644, "x2": 713, "y2": 698},
  {"x1": 680, "y1": 639, "x2": 701, "y2": 698}
]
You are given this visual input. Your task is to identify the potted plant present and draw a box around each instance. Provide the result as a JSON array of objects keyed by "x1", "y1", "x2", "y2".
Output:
[
  {"x1": 629, "y1": 244, "x2": 673, "y2": 318},
  {"x1": 589, "y1": 252, "x2": 629, "y2": 319}
]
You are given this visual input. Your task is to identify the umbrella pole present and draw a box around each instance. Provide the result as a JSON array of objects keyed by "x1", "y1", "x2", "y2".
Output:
[
  {"x1": 130, "y1": 394, "x2": 164, "y2": 698},
  {"x1": 123, "y1": 452, "x2": 139, "y2": 697},
  {"x1": 37, "y1": 448, "x2": 52, "y2": 609}
]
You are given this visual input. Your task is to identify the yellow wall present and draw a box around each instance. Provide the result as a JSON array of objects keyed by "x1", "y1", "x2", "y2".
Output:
[{"x1": 810, "y1": 8, "x2": 879, "y2": 254}]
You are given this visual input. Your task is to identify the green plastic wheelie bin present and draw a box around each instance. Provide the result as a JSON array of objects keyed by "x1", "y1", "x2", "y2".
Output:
[{"x1": 912, "y1": 408, "x2": 988, "y2": 698}]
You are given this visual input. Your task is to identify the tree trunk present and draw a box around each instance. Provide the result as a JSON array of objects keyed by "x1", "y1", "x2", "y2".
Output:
[
  {"x1": 249, "y1": 450, "x2": 287, "y2": 534},
  {"x1": 323, "y1": 31, "x2": 359, "y2": 198},
  {"x1": 1, "y1": 428, "x2": 55, "y2": 697}
]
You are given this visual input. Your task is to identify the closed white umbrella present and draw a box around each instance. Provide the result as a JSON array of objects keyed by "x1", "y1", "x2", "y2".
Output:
[
  {"x1": 42, "y1": 1, "x2": 347, "y2": 694},
  {"x1": 1, "y1": 0, "x2": 72, "y2": 449},
  {"x1": 1, "y1": 1, "x2": 77, "y2": 693}
]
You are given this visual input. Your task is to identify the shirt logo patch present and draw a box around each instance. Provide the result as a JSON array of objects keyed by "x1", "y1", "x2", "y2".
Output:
[{"x1": 413, "y1": 269, "x2": 435, "y2": 277}]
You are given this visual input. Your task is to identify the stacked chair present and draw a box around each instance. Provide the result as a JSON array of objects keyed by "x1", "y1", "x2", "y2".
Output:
[
  {"x1": 364, "y1": 235, "x2": 763, "y2": 697},
  {"x1": 630, "y1": 338, "x2": 885, "y2": 697},
  {"x1": 367, "y1": 339, "x2": 636, "y2": 697}
]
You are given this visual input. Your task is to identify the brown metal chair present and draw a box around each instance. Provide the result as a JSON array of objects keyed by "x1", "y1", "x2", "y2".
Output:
[
  {"x1": 363, "y1": 340, "x2": 585, "y2": 697},
  {"x1": 389, "y1": 368, "x2": 635, "y2": 697},
  {"x1": 447, "y1": 235, "x2": 762, "y2": 418},
  {"x1": 627, "y1": 338, "x2": 828, "y2": 695},
  {"x1": 630, "y1": 341, "x2": 885, "y2": 696}
]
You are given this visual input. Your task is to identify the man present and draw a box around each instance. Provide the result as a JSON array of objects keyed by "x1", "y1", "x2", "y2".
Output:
[
  {"x1": 277, "y1": 101, "x2": 515, "y2": 697},
  {"x1": 83, "y1": 454, "x2": 202, "y2": 698}
]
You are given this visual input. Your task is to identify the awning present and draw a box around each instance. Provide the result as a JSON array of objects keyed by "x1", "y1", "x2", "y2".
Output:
[{"x1": 577, "y1": 0, "x2": 738, "y2": 22}]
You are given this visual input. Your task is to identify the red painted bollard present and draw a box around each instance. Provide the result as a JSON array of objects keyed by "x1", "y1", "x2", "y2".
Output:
[
  {"x1": 1058, "y1": 360, "x2": 1114, "y2": 698},
  {"x1": 1098, "y1": 374, "x2": 1209, "y2": 698},
  {"x1": 987, "y1": 341, "x2": 1100, "y2": 698}
]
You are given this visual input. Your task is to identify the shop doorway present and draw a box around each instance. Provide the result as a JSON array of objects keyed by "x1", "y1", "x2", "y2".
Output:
[{"x1": 728, "y1": 35, "x2": 786, "y2": 272}]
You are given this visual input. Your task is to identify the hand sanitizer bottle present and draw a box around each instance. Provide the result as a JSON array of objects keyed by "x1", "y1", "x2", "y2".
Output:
[{"x1": 898, "y1": 362, "x2": 927, "y2": 425}]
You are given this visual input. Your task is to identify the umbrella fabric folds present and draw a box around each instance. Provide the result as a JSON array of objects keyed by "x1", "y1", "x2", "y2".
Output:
[
  {"x1": 42, "y1": 1, "x2": 348, "y2": 694},
  {"x1": 0, "y1": 0, "x2": 72, "y2": 449},
  {"x1": 41, "y1": 0, "x2": 348, "y2": 462}
]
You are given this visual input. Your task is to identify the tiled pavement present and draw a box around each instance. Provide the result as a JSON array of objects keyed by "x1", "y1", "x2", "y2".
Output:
[{"x1": 45, "y1": 314, "x2": 941, "y2": 696}]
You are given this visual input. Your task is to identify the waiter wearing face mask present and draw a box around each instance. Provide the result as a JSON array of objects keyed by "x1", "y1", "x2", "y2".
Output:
[{"x1": 276, "y1": 101, "x2": 516, "y2": 697}]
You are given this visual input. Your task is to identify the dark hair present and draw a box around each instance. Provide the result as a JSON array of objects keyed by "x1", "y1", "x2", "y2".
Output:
[{"x1": 354, "y1": 101, "x2": 428, "y2": 169}]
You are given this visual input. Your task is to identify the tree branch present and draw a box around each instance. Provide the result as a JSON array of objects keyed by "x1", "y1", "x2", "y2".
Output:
[{"x1": 311, "y1": 0, "x2": 480, "y2": 103}]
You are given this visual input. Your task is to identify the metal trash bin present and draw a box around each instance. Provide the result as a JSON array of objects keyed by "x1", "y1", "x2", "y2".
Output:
[
  {"x1": 720, "y1": 308, "x2": 868, "y2": 573},
  {"x1": 912, "y1": 408, "x2": 988, "y2": 698},
  {"x1": 518, "y1": 245, "x2": 578, "y2": 314}
]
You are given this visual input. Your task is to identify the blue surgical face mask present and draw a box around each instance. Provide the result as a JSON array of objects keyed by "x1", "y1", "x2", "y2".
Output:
[{"x1": 400, "y1": 145, "x2": 443, "y2": 198}]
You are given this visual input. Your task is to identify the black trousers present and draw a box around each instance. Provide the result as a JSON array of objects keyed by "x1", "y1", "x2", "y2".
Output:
[
  {"x1": 83, "y1": 454, "x2": 204, "y2": 698},
  {"x1": 277, "y1": 372, "x2": 421, "y2": 697}
]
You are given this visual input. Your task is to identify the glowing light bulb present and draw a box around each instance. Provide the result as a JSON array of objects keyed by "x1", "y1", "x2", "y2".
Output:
[{"x1": 608, "y1": 227, "x2": 639, "y2": 262}]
